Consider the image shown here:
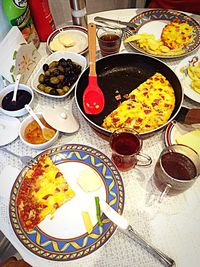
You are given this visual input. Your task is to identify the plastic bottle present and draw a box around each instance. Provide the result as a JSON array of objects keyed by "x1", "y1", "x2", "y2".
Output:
[
  {"x1": 2, "y1": 0, "x2": 40, "y2": 48},
  {"x1": 0, "y1": 1, "x2": 11, "y2": 42},
  {"x1": 28, "y1": 0, "x2": 56, "y2": 42}
]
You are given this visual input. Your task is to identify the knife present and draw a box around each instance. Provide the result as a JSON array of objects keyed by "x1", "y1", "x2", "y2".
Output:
[
  {"x1": 175, "y1": 106, "x2": 200, "y2": 124},
  {"x1": 94, "y1": 16, "x2": 136, "y2": 29},
  {"x1": 100, "y1": 200, "x2": 175, "y2": 267}
]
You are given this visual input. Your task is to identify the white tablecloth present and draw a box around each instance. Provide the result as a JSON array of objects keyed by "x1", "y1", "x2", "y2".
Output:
[{"x1": 0, "y1": 8, "x2": 200, "y2": 267}]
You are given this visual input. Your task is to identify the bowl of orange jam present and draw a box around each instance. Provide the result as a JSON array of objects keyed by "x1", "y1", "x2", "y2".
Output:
[{"x1": 19, "y1": 113, "x2": 59, "y2": 149}]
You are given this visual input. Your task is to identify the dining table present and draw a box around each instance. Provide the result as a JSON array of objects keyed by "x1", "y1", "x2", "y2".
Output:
[{"x1": 0, "y1": 7, "x2": 200, "y2": 267}]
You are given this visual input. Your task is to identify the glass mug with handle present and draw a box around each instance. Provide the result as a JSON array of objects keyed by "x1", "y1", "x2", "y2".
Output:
[
  {"x1": 109, "y1": 128, "x2": 152, "y2": 171},
  {"x1": 153, "y1": 144, "x2": 200, "y2": 202}
]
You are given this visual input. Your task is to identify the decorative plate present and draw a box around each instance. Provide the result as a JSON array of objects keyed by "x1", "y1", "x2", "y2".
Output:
[
  {"x1": 124, "y1": 9, "x2": 200, "y2": 58},
  {"x1": 175, "y1": 53, "x2": 200, "y2": 103},
  {"x1": 9, "y1": 144, "x2": 125, "y2": 261},
  {"x1": 47, "y1": 25, "x2": 88, "y2": 55},
  {"x1": 164, "y1": 120, "x2": 200, "y2": 146}
]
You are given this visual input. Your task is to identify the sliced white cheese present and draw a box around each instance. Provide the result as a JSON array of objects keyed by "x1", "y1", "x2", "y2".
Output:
[
  {"x1": 176, "y1": 129, "x2": 200, "y2": 154},
  {"x1": 77, "y1": 168, "x2": 102, "y2": 192},
  {"x1": 49, "y1": 37, "x2": 65, "y2": 51},
  {"x1": 58, "y1": 33, "x2": 76, "y2": 47}
]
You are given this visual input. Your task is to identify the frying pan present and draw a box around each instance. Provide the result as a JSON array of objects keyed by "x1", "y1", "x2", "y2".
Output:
[{"x1": 75, "y1": 53, "x2": 183, "y2": 139}]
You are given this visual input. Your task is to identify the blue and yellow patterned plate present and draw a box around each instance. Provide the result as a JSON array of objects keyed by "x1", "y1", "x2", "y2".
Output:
[
  {"x1": 9, "y1": 144, "x2": 125, "y2": 261},
  {"x1": 124, "y1": 9, "x2": 200, "y2": 58}
]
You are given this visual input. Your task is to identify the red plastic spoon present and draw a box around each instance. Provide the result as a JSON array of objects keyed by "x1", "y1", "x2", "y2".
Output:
[{"x1": 83, "y1": 23, "x2": 105, "y2": 115}]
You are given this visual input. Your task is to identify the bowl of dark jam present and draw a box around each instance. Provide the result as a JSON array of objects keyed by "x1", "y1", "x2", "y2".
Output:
[{"x1": 0, "y1": 83, "x2": 34, "y2": 117}]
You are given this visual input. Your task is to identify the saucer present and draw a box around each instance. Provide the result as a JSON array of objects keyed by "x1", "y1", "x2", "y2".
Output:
[{"x1": 0, "y1": 115, "x2": 20, "y2": 146}]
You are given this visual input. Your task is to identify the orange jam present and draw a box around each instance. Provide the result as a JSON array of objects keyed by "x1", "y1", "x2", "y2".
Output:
[{"x1": 24, "y1": 117, "x2": 56, "y2": 144}]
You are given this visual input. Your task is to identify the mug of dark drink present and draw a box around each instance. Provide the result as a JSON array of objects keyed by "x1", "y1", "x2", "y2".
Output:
[
  {"x1": 153, "y1": 144, "x2": 200, "y2": 202},
  {"x1": 109, "y1": 128, "x2": 152, "y2": 171},
  {"x1": 96, "y1": 26, "x2": 122, "y2": 57}
]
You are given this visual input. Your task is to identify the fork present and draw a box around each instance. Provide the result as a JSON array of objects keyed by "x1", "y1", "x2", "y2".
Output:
[{"x1": 0, "y1": 147, "x2": 37, "y2": 167}]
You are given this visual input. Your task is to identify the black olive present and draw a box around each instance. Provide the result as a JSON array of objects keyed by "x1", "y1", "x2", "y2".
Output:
[
  {"x1": 59, "y1": 58, "x2": 68, "y2": 68},
  {"x1": 66, "y1": 59, "x2": 73, "y2": 66},
  {"x1": 43, "y1": 64, "x2": 49, "y2": 72},
  {"x1": 74, "y1": 65, "x2": 82, "y2": 75},
  {"x1": 44, "y1": 76, "x2": 50, "y2": 84},
  {"x1": 63, "y1": 77, "x2": 70, "y2": 86},
  {"x1": 50, "y1": 88, "x2": 59, "y2": 95},
  {"x1": 70, "y1": 74, "x2": 78, "y2": 83},
  {"x1": 51, "y1": 69, "x2": 60, "y2": 76}
]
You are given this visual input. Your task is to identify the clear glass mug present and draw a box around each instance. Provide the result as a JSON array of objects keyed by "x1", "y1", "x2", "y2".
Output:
[
  {"x1": 109, "y1": 128, "x2": 152, "y2": 171},
  {"x1": 153, "y1": 144, "x2": 200, "y2": 202},
  {"x1": 96, "y1": 26, "x2": 123, "y2": 57}
]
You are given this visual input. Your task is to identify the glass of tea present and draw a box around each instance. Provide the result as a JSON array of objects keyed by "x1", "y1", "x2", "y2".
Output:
[
  {"x1": 96, "y1": 26, "x2": 123, "y2": 57},
  {"x1": 109, "y1": 128, "x2": 152, "y2": 171},
  {"x1": 153, "y1": 144, "x2": 200, "y2": 202}
]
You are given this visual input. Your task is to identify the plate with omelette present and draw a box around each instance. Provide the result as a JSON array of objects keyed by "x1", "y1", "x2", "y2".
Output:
[
  {"x1": 124, "y1": 9, "x2": 200, "y2": 58},
  {"x1": 9, "y1": 144, "x2": 124, "y2": 261},
  {"x1": 175, "y1": 54, "x2": 200, "y2": 103}
]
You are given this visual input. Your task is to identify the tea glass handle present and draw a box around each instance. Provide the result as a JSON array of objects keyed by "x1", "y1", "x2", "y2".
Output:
[
  {"x1": 159, "y1": 184, "x2": 172, "y2": 203},
  {"x1": 137, "y1": 153, "x2": 152, "y2": 166}
]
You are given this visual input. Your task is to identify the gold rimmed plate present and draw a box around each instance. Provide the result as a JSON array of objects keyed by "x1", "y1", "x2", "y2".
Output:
[
  {"x1": 124, "y1": 9, "x2": 200, "y2": 59},
  {"x1": 9, "y1": 144, "x2": 125, "y2": 261}
]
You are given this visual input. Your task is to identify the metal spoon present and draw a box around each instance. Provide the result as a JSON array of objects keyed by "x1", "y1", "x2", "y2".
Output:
[{"x1": 25, "y1": 105, "x2": 56, "y2": 141}]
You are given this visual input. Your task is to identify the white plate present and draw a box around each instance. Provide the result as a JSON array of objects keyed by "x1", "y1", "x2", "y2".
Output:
[
  {"x1": 31, "y1": 51, "x2": 87, "y2": 99},
  {"x1": 47, "y1": 25, "x2": 88, "y2": 55},
  {"x1": 10, "y1": 144, "x2": 125, "y2": 261},
  {"x1": 0, "y1": 115, "x2": 20, "y2": 146},
  {"x1": 164, "y1": 120, "x2": 200, "y2": 146},
  {"x1": 175, "y1": 53, "x2": 200, "y2": 103},
  {"x1": 125, "y1": 9, "x2": 200, "y2": 58}
]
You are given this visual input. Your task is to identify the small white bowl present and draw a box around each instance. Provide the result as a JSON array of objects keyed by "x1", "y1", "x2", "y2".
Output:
[
  {"x1": 46, "y1": 25, "x2": 88, "y2": 55},
  {"x1": 19, "y1": 113, "x2": 59, "y2": 150},
  {"x1": 31, "y1": 51, "x2": 87, "y2": 99},
  {"x1": 0, "y1": 83, "x2": 34, "y2": 117}
]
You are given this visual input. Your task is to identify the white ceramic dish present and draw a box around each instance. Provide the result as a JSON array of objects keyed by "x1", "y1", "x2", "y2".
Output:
[
  {"x1": 19, "y1": 112, "x2": 59, "y2": 150},
  {"x1": 175, "y1": 53, "x2": 200, "y2": 103},
  {"x1": 46, "y1": 25, "x2": 88, "y2": 55},
  {"x1": 164, "y1": 120, "x2": 200, "y2": 146},
  {"x1": 0, "y1": 83, "x2": 34, "y2": 117},
  {"x1": 0, "y1": 115, "x2": 20, "y2": 146},
  {"x1": 31, "y1": 51, "x2": 87, "y2": 99}
]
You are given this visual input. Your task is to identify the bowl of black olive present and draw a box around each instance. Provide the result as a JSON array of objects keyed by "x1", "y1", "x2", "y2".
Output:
[
  {"x1": 31, "y1": 51, "x2": 87, "y2": 98},
  {"x1": 0, "y1": 83, "x2": 34, "y2": 117}
]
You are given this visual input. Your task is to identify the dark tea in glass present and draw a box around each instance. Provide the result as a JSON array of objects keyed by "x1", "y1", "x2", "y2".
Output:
[
  {"x1": 97, "y1": 27, "x2": 122, "y2": 57},
  {"x1": 153, "y1": 144, "x2": 200, "y2": 196},
  {"x1": 110, "y1": 128, "x2": 152, "y2": 171}
]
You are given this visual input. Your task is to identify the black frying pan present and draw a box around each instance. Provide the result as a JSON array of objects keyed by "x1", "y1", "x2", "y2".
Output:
[{"x1": 75, "y1": 53, "x2": 183, "y2": 138}]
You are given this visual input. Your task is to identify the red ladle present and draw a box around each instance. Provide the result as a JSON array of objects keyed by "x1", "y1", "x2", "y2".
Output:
[{"x1": 83, "y1": 23, "x2": 105, "y2": 115}]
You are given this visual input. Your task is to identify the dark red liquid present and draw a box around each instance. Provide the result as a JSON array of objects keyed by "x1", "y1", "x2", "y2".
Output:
[
  {"x1": 100, "y1": 34, "x2": 120, "y2": 42},
  {"x1": 99, "y1": 33, "x2": 121, "y2": 57},
  {"x1": 154, "y1": 151, "x2": 197, "y2": 195},
  {"x1": 110, "y1": 132, "x2": 140, "y2": 171},
  {"x1": 111, "y1": 132, "x2": 140, "y2": 155},
  {"x1": 162, "y1": 152, "x2": 196, "y2": 180},
  {"x1": 2, "y1": 90, "x2": 32, "y2": 111}
]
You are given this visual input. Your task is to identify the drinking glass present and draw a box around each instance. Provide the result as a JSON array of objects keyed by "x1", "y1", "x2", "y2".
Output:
[
  {"x1": 96, "y1": 26, "x2": 122, "y2": 57},
  {"x1": 109, "y1": 128, "x2": 152, "y2": 171},
  {"x1": 153, "y1": 144, "x2": 200, "y2": 202}
]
